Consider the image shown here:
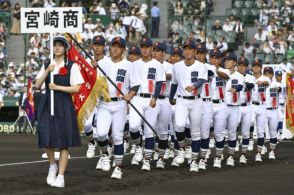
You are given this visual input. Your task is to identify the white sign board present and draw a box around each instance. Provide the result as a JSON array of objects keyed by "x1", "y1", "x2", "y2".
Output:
[{"x1": 21, "y1": 7, "x2": 83, "y2": 33}]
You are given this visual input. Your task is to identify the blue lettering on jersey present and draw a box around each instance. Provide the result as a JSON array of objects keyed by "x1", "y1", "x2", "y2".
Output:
[
  {"x1": 270, "y1": 88, "x2": 277, "y2": 97},
  {"x1": 116, "y1": 69, "x2": 126, "y2": 82},
  {"x1": 231, "y1": 79, "x2": 238, "y2": 87},
  {"x1": 258, "y1": 85, "x2": 265, "y2": 92},
  {"x1": 191, "y1": 71, "x2": 198, "y2": 83},
  {"x1": 147, "y1": 68, "x2": 156, "y2": 80},
  {"x1": 216, "y1": 77, "x2": 224, "y2": 87}
]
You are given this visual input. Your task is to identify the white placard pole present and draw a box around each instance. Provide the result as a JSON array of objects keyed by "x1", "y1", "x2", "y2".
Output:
[{"x1": 50, "y1": 32, "x2": 54, "y2": 116}]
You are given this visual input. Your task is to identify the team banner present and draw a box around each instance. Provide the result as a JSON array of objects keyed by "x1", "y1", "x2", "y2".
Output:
[
  {"x1": 21, "y1": 7, "x2": 83, "y2": 33},
  {"x1": 26, "y1": 77, "x2": 35, "y2": 122},
  {"x1": 285, "y1": 72, "x2": 294, "y2": 133},
  {"x1": 66, "y1": 40, "x2": 110, "y2": 132}
]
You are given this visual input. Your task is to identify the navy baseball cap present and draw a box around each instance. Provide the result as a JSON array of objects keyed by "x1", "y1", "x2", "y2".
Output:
[
  {"x1": 238, "y1": 57, "x2": 249, "y2": 66},
  {"x1": 170, "y1": 47, "x2": 183, "y2": 56},
  {"x1": 53, "y1": 36, "x2": 71, "y2": 51},
  {"x1": 153, "y1": 42, "x2": 166, "y2": 52},
  {"x1": 209, "y1": 48, "x2": 222, "y2": 58},
  {"x1": 92, "y1": 35, "x2": 105, "y2": 45},
  {"x1": 275, "y1": 70, "x2": 283, "y2": 76},
  {"x1": 224, "y1": 52, "x2": 237, "y2": 61},
  {"x1": 140, "y1": 38, "x2": 153, "y2": 47},
  {"x1": 128, "y1": 46, "x2": 141, "y2": 56},
  {"x1": 196, "y1": 43, "x2": 207, "y2": 53},
  {"x1": 252, "y1": 59, "x2": 263, "y2": 67},
  {"x1": 183, "y1": 39, "x2": 196, "y2": 49},
  {"x1": 263, "y1": 66, "x2": 273, "y2": 74},
  {"x1": 111, "y1": 37, "x2": 126, "y2": 48}
]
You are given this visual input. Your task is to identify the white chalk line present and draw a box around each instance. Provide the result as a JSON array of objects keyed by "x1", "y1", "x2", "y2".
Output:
[{"x1": 0, "y1": 153, "x2": 132, "y2": 167}]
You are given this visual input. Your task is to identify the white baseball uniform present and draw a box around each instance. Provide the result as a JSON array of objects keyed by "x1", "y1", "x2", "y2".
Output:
[
  {"x1": 225, "y1": 71, "x2": 245, "y2": 155},
  {"x1": 172, "y1": 60, "x2": 207, "y2": 144},
  {"x1": 129, "y1": 58, "x2": 165, "y2": 139},
  {"x1": 251, "y1": 75, "x2": 271, "y2": 152},
  {"x1": 94, "y1": 57, "x2": 141, "y2": 146}
]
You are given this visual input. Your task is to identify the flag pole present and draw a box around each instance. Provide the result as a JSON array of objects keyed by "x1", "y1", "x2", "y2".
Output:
[
  {"x1": 66, "y1": 33, "x2": 158, "y2": 136},
  {"x1": 50, "y1": 32, "x2": 54, "y2": 116}
]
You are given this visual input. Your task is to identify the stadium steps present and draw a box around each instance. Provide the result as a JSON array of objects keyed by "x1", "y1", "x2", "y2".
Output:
[
  {"x1": 6, "y1": 35, "x2": 25, "y2": 66},
  {"x1": 211, "y1": 0, "x2": 232, "y2": 16}
]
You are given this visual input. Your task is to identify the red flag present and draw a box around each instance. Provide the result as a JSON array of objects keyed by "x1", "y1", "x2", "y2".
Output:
[{"x1": 67, "y1": 42, "x2": 110, "y2": 132}]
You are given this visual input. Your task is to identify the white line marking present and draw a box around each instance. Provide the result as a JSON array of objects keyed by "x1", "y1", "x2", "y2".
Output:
[{"x1": 0, "y1": 153, "x2": 132, "y2": 167}]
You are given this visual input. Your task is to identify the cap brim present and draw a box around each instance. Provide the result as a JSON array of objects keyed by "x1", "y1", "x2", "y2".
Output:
[{"x1": 111, "y1": 41, "x2": 125, "y2": 47}]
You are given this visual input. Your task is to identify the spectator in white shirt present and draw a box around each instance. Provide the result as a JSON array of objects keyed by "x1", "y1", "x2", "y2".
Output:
[
  {"x1": 96, "y1": 2, "x2": 106, "y2": 15},
  {"x1": 105, "y1": 27, "x2": 117, "y2": 43},
  {"x1": 206, "y1": 36, "x2": 214, "y2": 51},
  {"x1": 222, "y1": 19, "x2": 233, "y2": 32},
  {"x1": 84, "y1": 18, "x2": 96, "y2": 32},
  {"x1": 93, "y1": 26, "x2": 105, "y2": 37},
  {"x1": 254, "y1": 28, "x2": 267, "y2": 42},
  {"x1": 82, "y1": 28, "x2": 94, "y2": 42},
  {"x1": 243, "y1": 42, "x2": 254, "y2": 58}
]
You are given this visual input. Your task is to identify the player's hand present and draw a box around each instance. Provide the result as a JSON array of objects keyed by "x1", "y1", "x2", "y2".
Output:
[
  {"x1": 91, "y1": 60, "x2": 98, "y2": 68},
  {"x1": 46, "y1": 64, "x2": 55, "y2": 73},
  {"x1": 169, "y1": 99, "x2": 176, "y2": 105},
  {"x1": 49, "y1": 83, "x2": 59, "y2": 91},
  {"x1": 123, "y1": 93, "x2": 133, "y2": 102},
  {"x1": 229, "y1": 88, "x2": 236, "y2": 93},
  {"x1": 185, "y1": 85, "x2": 195, "y2": 93},
  {"x1": 149, "y1": 98, "x2": 157, "y2": 108}
]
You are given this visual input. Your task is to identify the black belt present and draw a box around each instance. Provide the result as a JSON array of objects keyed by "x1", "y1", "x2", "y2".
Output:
[
  {"x1": 267, "y1": 107, "x2": 278, "y2": 110},
  {"x1": 240, "y1": 103, "x2": 247, "y2": 106},
  {"x1": 227, "y1": 104, "x2": 239, "y2": 107},
  {"x1": 138, "y1": 93, "x2": 152, "y2": 98},
  {"x1": 158, "y1": 95, "x2": 166, "y2": 99},
  {"x1": 202, "y1": 98, "x2": 212, "y2": 102},
  {"x1": 212, "y1": 99, "x2": 224, "y2": 104},
  {"x1": 252, "y1": 102, "x2": 263, "y2": 105},
  {"x1": 178, "y1": 95, "x2": 200, "y2": 100},
  {"x1": 280, "y1": 103, "x2": 284, "y2": 106},
  {"x1": 110, "y1": 97, "x2": 124, "y2": 101}
]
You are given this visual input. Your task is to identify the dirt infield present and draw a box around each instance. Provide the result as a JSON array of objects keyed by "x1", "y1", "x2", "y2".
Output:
[{"x1": 0, "y1": 134, "x2": 293, "y2": 195}]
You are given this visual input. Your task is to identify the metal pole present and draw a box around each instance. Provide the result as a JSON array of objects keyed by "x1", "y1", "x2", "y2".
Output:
[
  {"x1": 66, "y1": 33, "x2": 158, "y2": 136},
  {"x1": 204, "y1": 0, "x2": 207, "y2": 44}
]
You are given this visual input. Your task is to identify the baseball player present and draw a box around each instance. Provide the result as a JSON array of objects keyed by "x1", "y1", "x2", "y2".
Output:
[
  {"x1": 168, "y1": 47, "x2": 183, "y2": 166},
  {"x1": 94, "y1": 37, "x2": 141, "y2": 179},
  {"x1": 125, "y1": 46, "x2": 142, "y2": 153},
  {"x1": 169, "y1": 39, "x2": 207, "y2": 172},
  {"x1": 195, "y1": 43, "x2": 216, "y2": 170},
  {"x1": 84, "y1": 35, "x2": 107, "y2": 158},
  {"x1": 223, "y1": 52, "x2": 245, "y2": 167},
  {"x1": 237, "y1": 57, "x2": 255, "y2": 164},
  {"x1": 127, "y1": 46, "x2": 141, "y2": 62},
  {"x1": 209, "y1": 48, "x2": 230, "y2": 168},
  {"x1": 263, "y1": 67, "x2": 280, "y2": 160},
  {"x1": 275, "y1": 70, "x2": 286, "y2": 139},
  {"x1": 128, "y1": 38, "x2": 165, "y2": 171},
  {"x1": 251, "y1": 59, "x2": 271, "y2": 162},
  {"x1": 152, "y1": 42, "x2": 173, "y2": 168}
]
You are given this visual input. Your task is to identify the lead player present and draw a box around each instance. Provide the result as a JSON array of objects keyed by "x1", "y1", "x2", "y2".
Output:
[
  {"x1": 94, "y1": 37, "x2": 141, "y2": 179},
  {"x1": 169, "y1": 39, "x2": 207, "y2": 172},
  {"x1": 128, "y1": 38, "x2": 165, "y2": 171},
  {"x1": 237, "y1": 57, "x2": 255, "y2": 164},
  {"x1": 223, "y1": 53, "x2": 245, "y2": 167},
  {"x1": 85, "y1": 35, "x2": 107, "y2": 158},
  {"x1": 251, "y1": 59, "x2": 271, "y2": 162}
]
